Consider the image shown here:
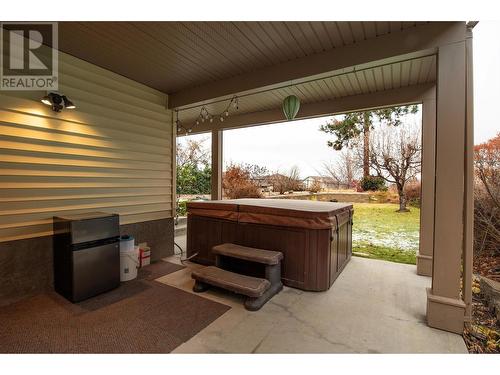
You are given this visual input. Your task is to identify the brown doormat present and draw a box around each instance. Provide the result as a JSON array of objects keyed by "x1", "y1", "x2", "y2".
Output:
[
  {"x1": 138, "y1": 260, "x2": 185, "y2": 281},
  {"x1": 76, "y1": 260, "x2": 186, "y2": 312},
  {"x1": 0, "y1": 262, "x2": 230, "y2": 353}
]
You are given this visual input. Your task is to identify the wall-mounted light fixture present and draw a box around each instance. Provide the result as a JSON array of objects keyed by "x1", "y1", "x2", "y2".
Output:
[{"x1": 41, "y1": 93, "x2": 76, "y2": 112}]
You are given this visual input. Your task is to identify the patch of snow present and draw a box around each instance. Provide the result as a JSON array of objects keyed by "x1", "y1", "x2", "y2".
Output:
[{"x1": 353, "y1": 230, "x2": 419, "y2": 252}]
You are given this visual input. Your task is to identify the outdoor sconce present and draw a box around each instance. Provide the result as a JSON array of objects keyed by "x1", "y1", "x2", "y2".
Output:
[{"x1": 41, "y1": 93, "x2": 76, "y2": 112}]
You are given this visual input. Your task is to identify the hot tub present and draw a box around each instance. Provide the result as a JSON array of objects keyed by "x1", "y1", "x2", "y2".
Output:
[{"x1": 186, "y1": 199, "x2": 353, "y2": 291}]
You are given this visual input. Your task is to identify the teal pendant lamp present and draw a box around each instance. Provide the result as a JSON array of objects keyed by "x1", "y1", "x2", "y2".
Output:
[{"x1": 282, "y1": 95, "x2": 300, "y2": 120}]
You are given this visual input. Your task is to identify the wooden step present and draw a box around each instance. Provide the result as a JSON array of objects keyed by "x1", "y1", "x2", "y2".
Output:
[
  {"x1": 191, "y1": 266, "x2": 270, "y2": 298},
  {"x1": 212, "y1": 243, "x2": 283, "y2": 265}
]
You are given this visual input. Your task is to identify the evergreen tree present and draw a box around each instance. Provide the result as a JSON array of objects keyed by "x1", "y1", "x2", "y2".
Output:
[{"x1": 319, "y1": 106, "x2": 419, "y2": 178}]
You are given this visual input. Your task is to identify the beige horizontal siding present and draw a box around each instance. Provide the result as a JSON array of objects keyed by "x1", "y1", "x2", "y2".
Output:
[
  {"x1": 0, "y1": 121, "x2": 171, "y2": 156},
  {"x1": 0, "y1": 101, "x2": 172, "y2": 143},
  {"x1": 0, "y1": 49, "x2": 174, "y2": 242},
  {"x1": 0, "y1": 204, "x2": 172, "y2": 229},
  {"x1": 0, "y1": 163, "x2": 171, "y2": 179}
]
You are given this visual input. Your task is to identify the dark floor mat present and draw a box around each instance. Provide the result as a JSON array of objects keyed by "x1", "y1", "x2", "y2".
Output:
[
  {"x1": 76, "y1": 279, "x2": 152, "y2": 312},
  {"x1": 75, "y1": 260, "x2": 185, "y2": 312},
  {"x1": 138, "y1": 260, "x2": 185, "y2": 281},
  {"x1": 0, "y1": 263, "x2": 230, "y2": 353}
]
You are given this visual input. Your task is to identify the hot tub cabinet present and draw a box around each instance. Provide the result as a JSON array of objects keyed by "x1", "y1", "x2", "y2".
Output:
[{"x1": 186, "y1": 199, "x2": 353, "y2": 292}]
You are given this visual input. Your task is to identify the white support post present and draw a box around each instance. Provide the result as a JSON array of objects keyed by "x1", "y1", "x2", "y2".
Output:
[
  {"x1": 463, "y1": 27, "x2": 474, "y2": 321},
  {"x1": 211, "y1": 129, "x2": 223, "y2": 200},
  {"x1": 171, "y1": 110, "x2": 177, "y2": 216},
  {"x1": 426, "y1": 41, "x2": 467, "y2": 334},
  {"x1": 417, "y1": 88, "x2": 437, "y2": 277}
]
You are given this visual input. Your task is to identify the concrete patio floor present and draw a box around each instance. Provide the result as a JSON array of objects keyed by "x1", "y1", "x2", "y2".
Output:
[{"x1": 161, "y1": 235, "x2": 467, "y2": 353}]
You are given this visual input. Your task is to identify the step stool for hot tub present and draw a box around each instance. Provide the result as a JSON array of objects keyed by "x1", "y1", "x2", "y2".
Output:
[{"x1": 191, "y1": 243, "x2": 283, "y2": 311}]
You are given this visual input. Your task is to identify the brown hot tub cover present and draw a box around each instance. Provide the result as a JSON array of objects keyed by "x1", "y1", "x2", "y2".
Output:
[
  {"x1": 186, "y1": 201, "x2": 239, "y2": 222},
  {"x1": 186, "y1": 199, "x2": 352, "y2": 230}
]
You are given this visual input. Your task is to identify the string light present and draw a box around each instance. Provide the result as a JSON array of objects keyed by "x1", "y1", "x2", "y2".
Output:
[
  {"x1": 175, "y1": 110, "x2": 182, "y2": 133},
  {"x1": 176, "y1": 96, "x2": 239, "y2": 134},
  {"x1": 176, "y1": 109, "x2": 193, "y2": 135}
]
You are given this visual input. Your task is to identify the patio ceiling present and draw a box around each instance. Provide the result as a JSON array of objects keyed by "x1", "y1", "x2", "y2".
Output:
[
  {"x1": 176, "y1": 54, "x2": 436, "y2": 127},
  {"x1": 54, "y1": 21, "x2": 445, "y2": 132},
  {"x1": 58, "y1": 22, "x2": 429, "y2": 96}
]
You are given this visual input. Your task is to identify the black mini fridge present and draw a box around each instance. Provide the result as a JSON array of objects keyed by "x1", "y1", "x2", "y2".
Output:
[{"x1": 53, "y1": 212, "x2": 120, "y2": 302}]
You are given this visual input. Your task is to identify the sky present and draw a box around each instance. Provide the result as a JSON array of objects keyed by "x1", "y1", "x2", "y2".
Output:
[
  {"x1": 473, "y1": 21, "x2": 500, "y2": 144},
  {"x1": 179, "y1": 21, "x2": 500, "y2": 179}
]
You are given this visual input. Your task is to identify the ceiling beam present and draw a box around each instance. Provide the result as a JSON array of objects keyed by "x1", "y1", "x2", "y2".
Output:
[
  {"x1": 170, "y1": 22, "x2": 464, "y2": 109},
  {"x1": 179, "y1": 83, "x2": 436, "y2": 136}
]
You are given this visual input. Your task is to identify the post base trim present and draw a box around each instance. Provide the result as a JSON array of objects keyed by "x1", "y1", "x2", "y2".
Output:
[
  {"x1": 426, "y1": 288, "x2": 465, "y2": 334},
  {"x1": 416, "y1": 254, "x2": 433, "y2": 276}
]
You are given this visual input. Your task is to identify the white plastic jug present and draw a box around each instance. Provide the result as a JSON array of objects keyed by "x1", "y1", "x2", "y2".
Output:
[{"x1": 120, "y1": 236, "x2": 139, "y2": 282}]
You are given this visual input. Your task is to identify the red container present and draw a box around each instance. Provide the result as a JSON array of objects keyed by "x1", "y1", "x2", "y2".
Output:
[{"x1": 139, "y1": 246, "x2": 151, "y2": 267}]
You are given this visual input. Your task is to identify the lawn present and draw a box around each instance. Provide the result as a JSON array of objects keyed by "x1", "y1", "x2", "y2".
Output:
[{"x1": 352, "y1": 203, "x2": 420, "y2": 265}]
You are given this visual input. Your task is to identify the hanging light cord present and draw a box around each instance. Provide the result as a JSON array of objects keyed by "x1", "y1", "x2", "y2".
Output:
[
  {"x1": 176, "y1": 95, "x2": 239, "y2": 134},
  {"x1": 174, "y1": 52, "x2": 436, "y2": 123}
]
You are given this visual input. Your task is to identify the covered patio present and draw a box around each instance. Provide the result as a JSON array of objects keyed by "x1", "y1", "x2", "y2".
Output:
[
  {"x1": 0, "y1": 21, "x2": 475, "y2": 352},
  {"x1": 165, "y1": 238, "x2": 467, "y2": 353},
  {"x1": 170, "y1": 21, "x2": 475, "y2": 335}
]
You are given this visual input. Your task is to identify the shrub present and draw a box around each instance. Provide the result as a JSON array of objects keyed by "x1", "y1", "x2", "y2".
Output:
[
  {"x1": 176, "y1": 200, "x2": 187, "y2": 216},
  {"x1": 222, "y1": 164, "x2": 262, "y2": 199},
  {"x1": 368, "y1": 190, "x2": 399, "y2": 204},
  {"x1": 352, "y1": 180, "x2": 363, "y2": 192},
  {"x1": 404, "y1": 180, "x2": 421, "y2": 208},
  {"x1": 474, "y1": 133, "x2": 500, "y2": 259},
  {"x1": 176, "y1": 164, "x2": 211, "y2": 195},
  {"x1": 308, "y1": 178, "x2": 322, "y2": 193},
  {"x1": 360, "y1": 175, "x2": 386, "y2": 191}
]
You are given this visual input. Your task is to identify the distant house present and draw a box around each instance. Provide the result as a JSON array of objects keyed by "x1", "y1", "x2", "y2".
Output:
[
  {"x1": 302, "y1": 176, "x2": 340, "y2": 190},
  {"x1": 251, "y1": 176, "x2": 274, "y2": 193}
]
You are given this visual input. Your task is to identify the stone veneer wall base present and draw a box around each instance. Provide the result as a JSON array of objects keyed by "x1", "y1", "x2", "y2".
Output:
[{"x1": 0, "y1": 218, "x2": 174, "y2": 307}]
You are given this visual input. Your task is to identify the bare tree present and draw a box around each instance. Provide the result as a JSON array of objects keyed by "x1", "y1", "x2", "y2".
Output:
[
  {"x1": 270, "y1": 166, "x2": 303, "y2": 194},
  {"x1": 286, "y1": 166, "x2": 302, "y2": 191},
  {"x1": 176, "y1": 137, "x2": 210, "y2": 169},
  {"x1": 319, "y1": 106, "x2": 419, "y2": 178},
  {"x1": 473, "y1": 133, "x2": 500, "y2": 257},
  {"x1": 369, "y1": 124, "x2": 422, "y2": 212},
  {"x1": 322, "y1": 148, "x2": 360, "y2": 188},
  {"x1": 270, "y1": 173, "x2": 288, "y2": 195}
]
